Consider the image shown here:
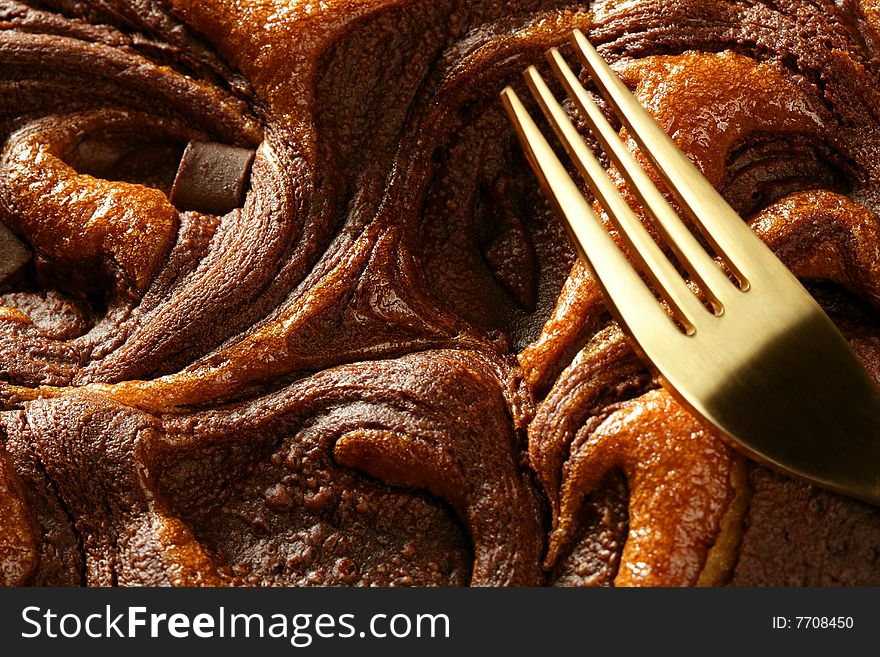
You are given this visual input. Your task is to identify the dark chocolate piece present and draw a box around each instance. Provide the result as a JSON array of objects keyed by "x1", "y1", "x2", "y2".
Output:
[
  {"x1": 169, "y1": 141, "x2": 255, "y2": 215},
  {"x1": 0, "y1": 222, "x2": 31, "y2": 285}
]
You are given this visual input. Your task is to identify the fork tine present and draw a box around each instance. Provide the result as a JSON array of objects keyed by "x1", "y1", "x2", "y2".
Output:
[
  {"x1": 500, "y1": 86, "x2": 682, "y2": 340},
  {"x1": 522, "y1": 66, "x2": 707, "y2": 331},
  {"x1": 546, "y1": 47, "x2": 735, "y2": 312},
  {"x1": 570, "y1": 29, "x2": 759, "y2": 287}
]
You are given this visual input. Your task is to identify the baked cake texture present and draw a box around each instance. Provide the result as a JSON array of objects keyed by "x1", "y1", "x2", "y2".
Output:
[{"x1": 1, "y1": 0, "x2": 880, "y2": 586}]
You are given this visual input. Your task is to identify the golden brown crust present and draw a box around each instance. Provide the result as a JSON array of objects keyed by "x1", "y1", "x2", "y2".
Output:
[
  {"x1": 697, "y1": 457, "x2": 750, "y2": 587},
  {"x1": 0, "y1": 442, "x2": 37, "y2": 586}
]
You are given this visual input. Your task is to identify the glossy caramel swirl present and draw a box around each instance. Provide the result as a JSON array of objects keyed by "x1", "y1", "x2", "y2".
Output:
[{"x1": 1, "y1": 0, "x2": 880, "y2": 586}]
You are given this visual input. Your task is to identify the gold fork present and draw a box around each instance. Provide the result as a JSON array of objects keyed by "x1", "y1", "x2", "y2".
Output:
[{"x1": 501, "y1": 29, "x2": 880, "y2": 504}]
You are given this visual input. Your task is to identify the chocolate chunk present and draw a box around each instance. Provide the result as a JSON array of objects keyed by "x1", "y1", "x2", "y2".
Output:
[
  {"x1": 169, "y1": 141, "x2": 255, "y2": 215},
  {"x1": 0, "y1": 222, "x2": 31, "y2": 285}
]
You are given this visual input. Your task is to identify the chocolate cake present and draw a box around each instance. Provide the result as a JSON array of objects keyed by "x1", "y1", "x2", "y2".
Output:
[{"x1": 1, "y1": 0, "x2": 879, "y2": 586}]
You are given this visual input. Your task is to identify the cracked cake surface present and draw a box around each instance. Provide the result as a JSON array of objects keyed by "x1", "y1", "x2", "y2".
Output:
[{"x1": 1, "y1": 0, "x2": 880, "y2": 586}]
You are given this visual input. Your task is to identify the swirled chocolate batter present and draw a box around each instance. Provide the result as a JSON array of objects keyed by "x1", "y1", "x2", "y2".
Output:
[{"x1": 1, "y1": 0, "x2": 880, "y2": 586}]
